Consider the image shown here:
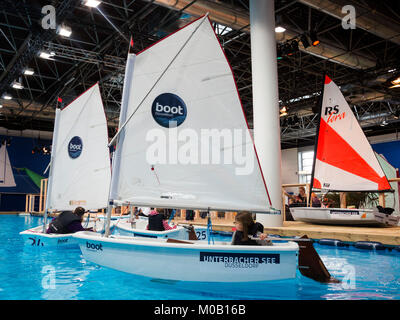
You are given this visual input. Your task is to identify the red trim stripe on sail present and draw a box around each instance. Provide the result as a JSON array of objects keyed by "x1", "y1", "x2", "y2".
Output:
[{"x1": 316, "y1": 118, "x2": 391, "y2": 190}]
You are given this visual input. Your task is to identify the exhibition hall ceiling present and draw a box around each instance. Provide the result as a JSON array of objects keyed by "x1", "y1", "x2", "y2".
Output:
[{"x1": 0, "y1": 0, "x2": 399, "y2": 148}]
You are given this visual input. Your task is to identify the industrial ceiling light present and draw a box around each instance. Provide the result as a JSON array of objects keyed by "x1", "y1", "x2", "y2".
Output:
[
  {"x1": 39, "y1": 51, "x2": 55, "y2": 59},
  {"x1": 57, "y1": 24, "x2": 72, "y2": 37},
  {"x1": 280, "y1": 106, "x2": 288, "y2": 117},
  {"x1": 387, "y1": 74, "x2": 400, "y2": 88},
  {"x1": 390, "y1": 76, "x2": 400, "y2": 88},
  {"x1": 391, "y1": 77, "x2": 400, "y2": 85},
  {"x1": 24, "y1": 68, "x2": 34, "y2": 75},
  {"x1": 84, "y1": 0, "x2": 101, "y2": 7},
  {"x1": 275, "y1": 15, "x2": 285, "y2": 33},
  {"x1": 12, "y1": 82, "x2": 23, "y2": 89},
  {"x1": 310, "y1": 31, "x2": 320, "y2": 46},
  {"x1": 12, "y1": 79, "x2": 23, "y2": 89},
  {"x1": 2, "y1": 93, "x2": 12, "y2": 100},
  {"x1": 0, "y1": 105, "x2": 3, "y2": 108}
]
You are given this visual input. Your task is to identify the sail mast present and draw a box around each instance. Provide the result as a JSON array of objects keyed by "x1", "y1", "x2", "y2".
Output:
[
  {"x1": 104, "y1": 38, "x2": 136, "y2": 237},
  {"x1": 308, "y1": 74, "x2": 326, "y2": 202},
  {"x1": 42, "y1": 108, "x2": 61, "y2": 232}
]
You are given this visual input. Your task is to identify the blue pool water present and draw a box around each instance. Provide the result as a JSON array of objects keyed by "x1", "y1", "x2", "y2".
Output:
[{"x1": 1, "y1": 215, "x2": 399, "y2": 300}]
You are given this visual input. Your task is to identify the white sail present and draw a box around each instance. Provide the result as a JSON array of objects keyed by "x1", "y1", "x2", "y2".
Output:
[
  {"x1": 0, "y1": 144, "x2": 16, "y2": 187},
  {"x1": 374, "y1": 153, "x2": 399, "y2": 212},
  {"x1": 312, "y1": 76, "x2": 391, "y2": 192},
  {"x1": 110, "y1": 16, "x2": 271, "y2": 212},
  {"x1": 47, "y1": 83, "x2": 111, "y2": 210}
]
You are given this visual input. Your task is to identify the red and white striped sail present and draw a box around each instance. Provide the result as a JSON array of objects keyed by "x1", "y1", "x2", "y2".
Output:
[{"x1": 312, "y1": 75, "x2": 391, "y2": 192}]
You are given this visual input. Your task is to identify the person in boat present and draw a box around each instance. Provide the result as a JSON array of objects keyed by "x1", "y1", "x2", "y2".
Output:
[
  {"x1": 294, "y1": 187, "x2": 307, "y2": 205},
  {"x1": 146, "y1": 208, "x2": 177, "y2": 231},
  {"x1": 231, "y1": 211, "x2": 272, "y2": 246},
  {"x1": 285, "y1": 187, "x2": 307, "y2": 207},
  {"x1": 322, "y1": 196, "x2": 335, "y2": 208},
  {"x1": 311, "y1": 192, "x2": 322, "y2": 207},
  {"x1": 46, "y1": 207, "x2": 95, "y2": 234}
]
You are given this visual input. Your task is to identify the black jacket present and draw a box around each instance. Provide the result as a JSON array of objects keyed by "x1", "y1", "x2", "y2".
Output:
[
  {"x1": 47, "y1": 211, "x2": 81, "y2": 234},
  {"x1": 232, "y1": 222, "x2": 264, "y2": 245},
  {"x1": 148, "y1": 213, "x2": 164, "y2": 231}
]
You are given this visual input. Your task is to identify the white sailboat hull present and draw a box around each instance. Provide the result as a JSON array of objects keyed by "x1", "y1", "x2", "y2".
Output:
[
  {"x1": 290, "y1": 207, "x2": 400, "y2": 226},
  {"x1": 114, "y1": 219, "x2": 209, "y2": 240},
  {"x1": 73, "y1": 231, "x2": 299, "y2": 282},
  {"x1": 20, "y1": 220, "x2": 111, "y2": 248}
]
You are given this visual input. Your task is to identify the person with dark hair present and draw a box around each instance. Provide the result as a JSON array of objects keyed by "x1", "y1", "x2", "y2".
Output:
[
  {"x1": 146, "y1": 208, "x2": 177, "y2": 231},
  {"x1": 231, "y1": 211, "x2": 271, "y2": 246},
  {"x1": 46, "y1": 207, "x2": 95, "y2": 234}
]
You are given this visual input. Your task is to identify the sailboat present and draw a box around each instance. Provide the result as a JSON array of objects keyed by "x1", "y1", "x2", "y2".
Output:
[
  {"x1": 290, "y1": 75, "x2": 400, "y2": 226},
  {"x1": 73, "y1": 15, "x2": 304, "y2": 283},
  {"x1": 20, "y1": 83, "x2": 112, "y2": 247},
  {"x1": 0, "y1": 143, "x2": 16, "y2": 187}
]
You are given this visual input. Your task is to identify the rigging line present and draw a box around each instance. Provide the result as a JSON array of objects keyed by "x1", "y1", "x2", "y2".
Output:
[
  {"x1": 108, "y1": 14, "x2": 209, "y2": 147},
  {"x1": 151, "y1": 165, "x2": 161, "y2": 185},
  {"x1": 96, "y1": 7, "x2": 129, "y2": 43}
]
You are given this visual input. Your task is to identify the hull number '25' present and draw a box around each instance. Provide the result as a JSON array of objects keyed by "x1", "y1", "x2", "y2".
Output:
[{"x1": 196, "y1": 230, "x2": 207, "y2": 240}]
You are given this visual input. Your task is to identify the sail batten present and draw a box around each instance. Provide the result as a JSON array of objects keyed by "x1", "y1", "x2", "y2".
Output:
[
  {"x1": 110, "y1": 16, "x2": 271, "y2": 212},
  {"x1": 312, "y1": 76, "x2": 391, "y2": 192}
]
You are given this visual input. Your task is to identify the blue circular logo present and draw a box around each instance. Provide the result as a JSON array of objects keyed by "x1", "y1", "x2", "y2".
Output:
[
  {"x1": 151, "y1": 93, "x2": 187, "y2": 128},
  {"x1": 68, "y1": 136, "x2": 83, "y2": 159}
]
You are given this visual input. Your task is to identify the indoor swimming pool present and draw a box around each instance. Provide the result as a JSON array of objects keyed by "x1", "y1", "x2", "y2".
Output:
[{"x1": 1, "y1": 215, "x2": 399, "y2": 300}]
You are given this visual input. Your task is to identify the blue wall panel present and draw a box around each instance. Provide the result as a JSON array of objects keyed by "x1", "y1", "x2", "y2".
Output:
[
  {"x1": 0, "y1": 135, "x2": 51, "y2": 211},
  {"x1": 372, "y1": 140, "x2": 400, "y2": 170}
]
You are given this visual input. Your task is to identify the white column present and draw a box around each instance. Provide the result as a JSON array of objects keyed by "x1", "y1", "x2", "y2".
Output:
[{"x1": 250, "y1": 0, "x2": 283, "y2": 227}]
